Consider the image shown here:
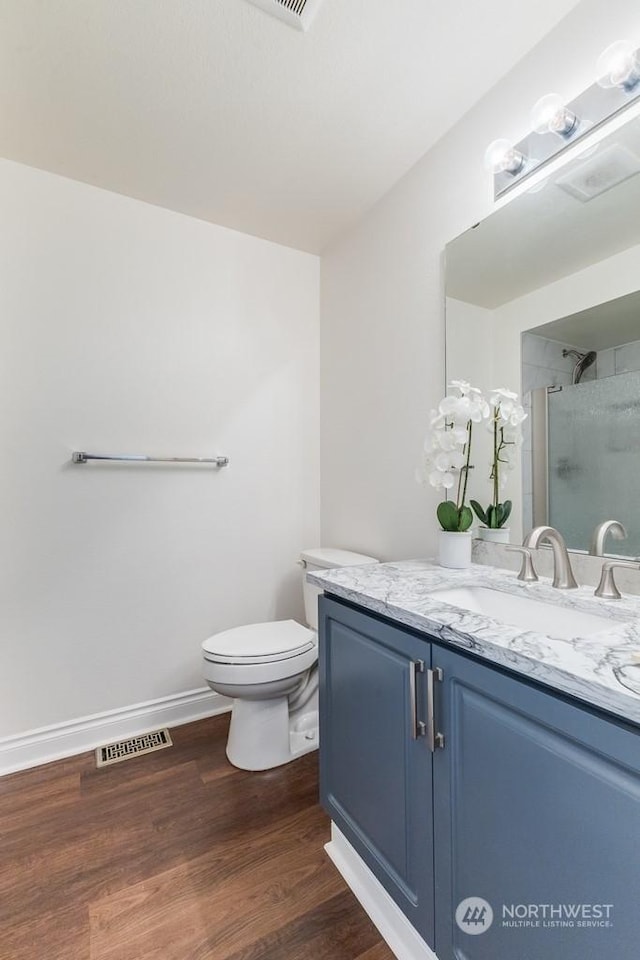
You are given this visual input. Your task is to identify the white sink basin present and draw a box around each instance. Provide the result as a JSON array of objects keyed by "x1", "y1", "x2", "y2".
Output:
[{"x1": 430, "y1": 586, "x2": 611, "y2": 640}]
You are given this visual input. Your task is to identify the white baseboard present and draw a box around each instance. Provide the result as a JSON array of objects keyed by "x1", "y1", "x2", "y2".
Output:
[
  {"x1": 325, "y1": 824, "x2": 438, "y2": 960},
  {"x1": 0, "y1": 687, "x2": 231, "y2": 777}
]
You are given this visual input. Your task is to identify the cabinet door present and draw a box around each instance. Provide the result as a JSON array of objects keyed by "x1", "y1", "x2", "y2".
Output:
[
  {"x1": 319, "y1": 596, "x2": 435, "y2": 944},
  {"x1": 433, "y1": 645, "x2": 640, "y2": 960}
]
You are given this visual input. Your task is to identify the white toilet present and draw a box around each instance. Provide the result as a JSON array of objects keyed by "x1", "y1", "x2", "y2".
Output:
[{"x1": 202, "y1": 547, "x2": 378, "y2": 771}]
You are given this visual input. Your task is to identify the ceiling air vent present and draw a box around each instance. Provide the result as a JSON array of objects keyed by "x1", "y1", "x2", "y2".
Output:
[
  {"x1": 245, "y1": 0, "x2": 323, "y2": 31},
  {"x1": 556, "y1": 145, "x2": 640, "y2": 202}
]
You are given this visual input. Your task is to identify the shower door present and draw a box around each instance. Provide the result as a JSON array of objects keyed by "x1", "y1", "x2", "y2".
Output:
[{"x1": 544, "y1": 371, "x2": 640, "y2": 556}]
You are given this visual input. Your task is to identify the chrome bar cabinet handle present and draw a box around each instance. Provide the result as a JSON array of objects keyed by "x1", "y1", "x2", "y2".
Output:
[
  {"x1": 410, "y1": 659, "x2": 426, "y2": 739},
  {"x1": 427, "y1": 667, "x2": 445, "y2": 752}
]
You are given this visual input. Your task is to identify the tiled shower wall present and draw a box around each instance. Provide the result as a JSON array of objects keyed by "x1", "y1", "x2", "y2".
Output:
[{"x1": 596, "y1": 340, "x2": 640, "y2": 378}]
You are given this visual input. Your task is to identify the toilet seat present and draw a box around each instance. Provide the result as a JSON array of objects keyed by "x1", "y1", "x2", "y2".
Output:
[{"x1": 202, "y1": 619, "x2": 315, "y2": 665}]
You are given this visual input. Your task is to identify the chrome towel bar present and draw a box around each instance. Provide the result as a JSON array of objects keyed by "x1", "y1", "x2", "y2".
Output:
[{"x1": 72, "y1": 452, "x2": 229, "y2": 467}]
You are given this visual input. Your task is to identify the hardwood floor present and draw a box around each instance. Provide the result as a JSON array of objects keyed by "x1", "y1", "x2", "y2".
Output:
[{"x1": 0, "y1": 715, "x2": 394, "y2": 960}]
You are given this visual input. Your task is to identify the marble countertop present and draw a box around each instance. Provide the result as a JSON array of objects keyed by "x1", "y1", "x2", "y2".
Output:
[{"x1": 308, "y1": 560, "x2": 640, "y2": 728}]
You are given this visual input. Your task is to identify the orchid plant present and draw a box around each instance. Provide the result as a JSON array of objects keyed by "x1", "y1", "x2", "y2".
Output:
[
  {"x1": 470, "y1": 388, "x2": 527, "y2": 530},
  {"x1": 417, "y1": 380, "x2": 489, "y2": 533}
]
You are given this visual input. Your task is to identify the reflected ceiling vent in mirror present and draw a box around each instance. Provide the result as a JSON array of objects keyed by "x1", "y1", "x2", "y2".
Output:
[
  {"x1": 556, "y1": 145, "x2": 640, "y2": 202},
  {"x1": 244, "y1": 0, "x2": 323, "y2": 31}
]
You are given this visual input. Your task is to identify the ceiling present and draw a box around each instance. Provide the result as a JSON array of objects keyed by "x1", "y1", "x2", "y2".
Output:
[
  {"x1": 533, "y1": 290, "x2": 640, "y2": 352},
  {"x1": 0, "y1": 0, "x2": 581, "y2": 253}
]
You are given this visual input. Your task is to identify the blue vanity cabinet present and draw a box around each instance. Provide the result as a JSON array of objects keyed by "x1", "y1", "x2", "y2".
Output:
[
  {"x1": 318, "y1": 595, "x2": 436, "y2": 945},
  {"x1": 432, "y1": 644, "x2": 640, "y2": 960},
  {"x1": 319, "y1": 595, "x2": 640, "y2": 959}
]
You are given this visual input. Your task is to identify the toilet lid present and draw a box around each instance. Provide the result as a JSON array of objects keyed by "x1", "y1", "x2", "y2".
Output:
[{"x1": 202, "y1": 619, "x2": 316, "y2": 664}]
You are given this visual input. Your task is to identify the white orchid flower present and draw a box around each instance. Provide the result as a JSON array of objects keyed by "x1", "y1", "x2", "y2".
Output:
[
  {"x1": 475, "y1": 396, "x2": 491, "y2": 421},
  {"x1": 433, "y1": 451, "x2": 452, "y2": 472},
  {"x1": 489, "y1": 387, "x2": 527, "y2": 434},
  {"x1": 490, "y1": 387, "x2": 518, "y2": 404},
  {"x1": 417, "y1": 381, "x2": 488, "y2": 527},
  {"x1": 428, "y1": 469, "x2": 455, "y2": 490},
  {"x1": 438, "y1": 395, "x2": 462, "y2": 417},
  {"x1": 440, "y1": 394, "x2": 484, "y2": 425},
  {"x1": 464, "y1": 384, "x2": 527, "y2": 525},
  {"x1": 449, "y1": 379, "x2": 471, "y2": 395},
  {"x1": 436, "y1": 431, "x2": 458, "y2": 452}
]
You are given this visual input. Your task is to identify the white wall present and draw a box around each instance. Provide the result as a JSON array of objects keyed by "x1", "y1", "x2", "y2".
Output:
[
  {"x1": 320, "y1": 0, "x2": 640, "y2": 561},
  {"x1": 0, "y1": 159, "x2": 319, "y2": 739}
]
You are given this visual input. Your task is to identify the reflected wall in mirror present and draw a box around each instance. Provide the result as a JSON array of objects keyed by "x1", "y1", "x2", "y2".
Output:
[{"x1": 446, "y1": 114, "x2": 640, "y2": 559}]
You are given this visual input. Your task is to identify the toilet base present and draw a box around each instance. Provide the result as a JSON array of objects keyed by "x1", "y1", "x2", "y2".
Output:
[{"x1": 226, "y1": 695, "x2": 318, "y2": 771}]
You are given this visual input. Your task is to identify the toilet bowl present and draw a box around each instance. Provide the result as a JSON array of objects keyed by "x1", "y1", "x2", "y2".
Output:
[{"x1": 202, "y1": 547, "x2": 378, "y2": 771}]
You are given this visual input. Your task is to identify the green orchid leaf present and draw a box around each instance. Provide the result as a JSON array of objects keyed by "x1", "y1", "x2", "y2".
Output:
[
  {"x1": 501, "y1": 500, "x2": 512, "y2": 526},
  {"x1": 458, "y1": 505, "x2": 473, "y2": 532},
  {"x1": 437, "y1": 500, "x2": 459, "y2": 532},
  {"x1": 470, "y1": 500, "x2": 487, "y2": 525}
]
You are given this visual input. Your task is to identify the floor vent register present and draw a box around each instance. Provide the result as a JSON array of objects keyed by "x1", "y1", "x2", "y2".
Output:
[{"x1": 95, "y1": 729, "x2": 173, "y2": 767}]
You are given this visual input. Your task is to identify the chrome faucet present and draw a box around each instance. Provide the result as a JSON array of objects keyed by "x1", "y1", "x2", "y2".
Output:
[
  {"x1": 589, "y1": 520, "x2": 627, "y2": 557},
  {"x1": 523, "y1": 526, "x2": 579, "y2": 590}
]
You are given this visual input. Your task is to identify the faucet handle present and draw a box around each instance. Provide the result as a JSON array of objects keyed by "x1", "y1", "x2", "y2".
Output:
[
  {"x1": 507, "y1": 546, "x2": 539, "y2": 583},
  {"x1": 595, "y1": 560, "x2": 640, "y2": 600}
]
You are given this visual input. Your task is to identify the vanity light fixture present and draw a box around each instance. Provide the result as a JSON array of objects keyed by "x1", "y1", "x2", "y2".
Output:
[
  {"x1": 531, "y1": 94, "x2": 579, "y2": 138},
  {"x1": 487, "y1": 40, "x2": 640, "y2": 198},
  {"x1": 484, "y1": 139, "x2": 526, "y2": 176},
  {"x1": 596, "y1": 41, "x2": 640, "y2": 91}
]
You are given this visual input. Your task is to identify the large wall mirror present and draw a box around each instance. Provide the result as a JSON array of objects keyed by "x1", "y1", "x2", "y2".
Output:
[{"x1": 446, "y1": 114, "x2": 640, "y2": 560}]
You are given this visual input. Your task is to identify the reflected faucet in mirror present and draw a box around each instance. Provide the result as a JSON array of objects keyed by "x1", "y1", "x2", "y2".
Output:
[
  {"x1": 523, "y1": 526, "x2": 579, "y2": 590},
  {"x1": 589, "y1": 520, "x2": 628, "y2": 557}
]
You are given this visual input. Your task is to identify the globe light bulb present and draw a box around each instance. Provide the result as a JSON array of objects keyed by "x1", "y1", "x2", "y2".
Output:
[
  {"x1": 484, "y1": 139, "x2": 525, "y2": 175},
  {"x1": 531, "y1": 94, "x2": 579, "y2": 137},
  {"x1": 596, "y1": 41, "x2": 640, "y2": 90}
]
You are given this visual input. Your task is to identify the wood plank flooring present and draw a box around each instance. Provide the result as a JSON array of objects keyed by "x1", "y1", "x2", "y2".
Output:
[{"x1": 0, "y1": 715, "x2": 394, "y2": 960}]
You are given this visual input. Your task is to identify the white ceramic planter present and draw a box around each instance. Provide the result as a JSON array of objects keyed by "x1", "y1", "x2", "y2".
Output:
[
  {"x1": 438, "y1": 530, "x2": 473, "y2": 569},
  {"x1": 478, "y1": 526, "x2": 511, "y2": 544}
]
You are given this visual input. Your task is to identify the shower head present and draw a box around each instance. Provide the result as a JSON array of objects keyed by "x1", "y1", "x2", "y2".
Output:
[
  {"x1": 562, "y1": 348, "x2": 597, "y2": 384},
  {"x1": 573, "y1": 350, "x2": 597, "y2": 384},
  {"x1": 577, "y1": 350, "x2": 597, "y2": 380}
]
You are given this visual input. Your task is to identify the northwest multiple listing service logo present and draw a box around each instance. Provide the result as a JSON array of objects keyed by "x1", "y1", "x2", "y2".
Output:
[
  {"x1": 455, "y1": 898, "x2": 614, "y2": 936},
  {"x1": 456, "y1": 898, "x2": 494, "y2": 935}
]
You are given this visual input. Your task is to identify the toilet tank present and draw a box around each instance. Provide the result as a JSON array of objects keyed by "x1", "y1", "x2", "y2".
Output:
[{"x1": 300, "y1": 548, "x2": 379, "y2": 630}]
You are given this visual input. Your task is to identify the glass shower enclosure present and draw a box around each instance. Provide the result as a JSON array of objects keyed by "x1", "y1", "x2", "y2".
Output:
[{"x1": 531, "y1": 371, "x2": 640, "y2": 557}]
